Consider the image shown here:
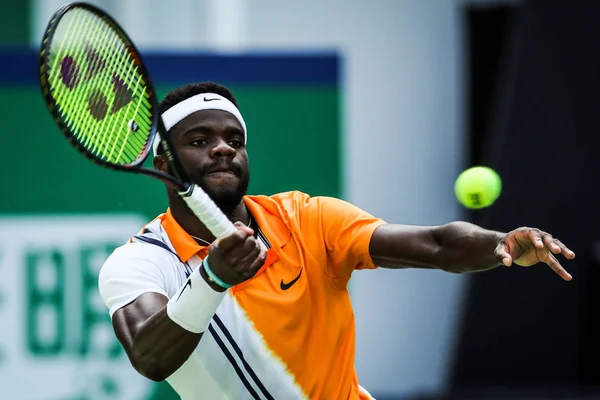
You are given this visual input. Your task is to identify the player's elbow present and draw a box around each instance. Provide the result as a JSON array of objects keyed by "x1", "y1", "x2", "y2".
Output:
[
  {"x1": 128, "y1": 350, "x2": 175, "y2": 382},
  {"x1": 132, "y1": 359, "x2": 172, "y2": 382},
  {"x1": 143, "y1": 371, "x2": 170, "y2": 383},
  {"x1": 129, "y1": 342, "x2": 180, "y2": 382}
]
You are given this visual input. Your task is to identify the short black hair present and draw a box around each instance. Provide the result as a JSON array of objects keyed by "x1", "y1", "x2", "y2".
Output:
[{"x1": 159, "y1": 81, "x2": 239, "y2": 114}]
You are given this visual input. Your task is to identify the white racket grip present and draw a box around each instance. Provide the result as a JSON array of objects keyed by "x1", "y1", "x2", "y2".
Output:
[{"x1": 179, "y1": 184, "x2": 237, "y2": 239}]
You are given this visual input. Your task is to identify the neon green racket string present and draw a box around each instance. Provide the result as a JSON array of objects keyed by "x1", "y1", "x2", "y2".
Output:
[
  {"x1": 47, "y1": 7, "x2": 153, "y2": 165},
  {"x1": 110, "y1": 53, "x2": 149, "y2": 162},
  {"x1": 103, "y1": 38, "x2": 138, "y2": 162},
  {"x1": 112, "y1": 48, "x2": 152, "y2": 161},
  {"x1": 47, "y1": 9, "x2": 81, "y2": 100},
  {"x1": 90, "y1": 22, "x2": 151, "y2": 163},
  {"x1": 54, "y1": 10, "x2": 106, "y2": 149},
  {"x1": 51, "y1": 10, "x2": 89, "y2": 120},
  {"x1": 83, "y1": 12, "x2": 120, "y2": 155}
]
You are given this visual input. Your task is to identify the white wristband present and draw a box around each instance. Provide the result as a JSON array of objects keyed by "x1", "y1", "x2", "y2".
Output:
[{"x1": 166, "y1": 267, "x2": 226, "y2": 333}]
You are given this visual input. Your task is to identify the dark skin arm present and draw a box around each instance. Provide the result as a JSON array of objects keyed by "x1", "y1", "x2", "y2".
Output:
[
  {"x1": 369, "y1": 222, "x2": 575, "y2": 281},
  {"x1": 112, "y1": 293, "x2": 198, "y2": 382},
  {"x1": 111, "y1": 223, "x2": 266, "y2": 382},
  {"x1": 111, "y1": 268, "x2": 214, "y2": 382}
]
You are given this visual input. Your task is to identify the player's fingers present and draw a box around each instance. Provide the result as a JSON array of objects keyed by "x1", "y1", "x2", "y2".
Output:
[
  {"x1": 234, "y1": 221, "x2": 254, "y2": 236},
  {"x1": 214, "y1": 227, "x2": 250, "y2": 251},
  {"x1": 248, "y1": 249, "x2": 268, "y2": 273},
  {"x1": 495, "y1": 243, "x2": 512, "y2": 266},
  {"x1": 554, "y1": 239, "x2": 576, "y2": 259},
  {"x1": 235, "y1": 245, "x2": 262, "y2": 278},
  {"x1": 236, "y1": 236, "x2": 261, "y2": 260},
  {"x1": 527, "y1": 229, "x2": 544, "y2": 249},
  {"x1": 540, "y1": 233, "x2": 562, "y2": 254},
  {"x1": 218, "y1": 236, "x2": 257, "y2": 266},
  {"x1": 544, "y1": 253, "x2": 572, "y2": 281}
]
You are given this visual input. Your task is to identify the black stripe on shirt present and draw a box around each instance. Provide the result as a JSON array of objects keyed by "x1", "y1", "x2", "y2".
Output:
[
  {"x1": 133, "y1": 234, "x2": 192, "y2": 275},
  {"x1": 213, "y1": 314, "x2": 274, "y2": 400},
  {"x1": 208, "y1": 323, "x2": 261, "y2": 400}
]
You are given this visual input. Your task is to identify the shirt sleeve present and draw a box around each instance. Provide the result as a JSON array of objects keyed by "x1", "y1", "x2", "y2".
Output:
[
  {"x1": 98, "y1": 242, "x2": 176, "y2": 318},
  {"x1": 305, "y1": 196, "x2": 387, "y2": 280}
]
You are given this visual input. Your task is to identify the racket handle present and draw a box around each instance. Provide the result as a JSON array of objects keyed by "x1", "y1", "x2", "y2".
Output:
[{"x1": 179, "y1": 185, "x2": 237, "y2": 240}]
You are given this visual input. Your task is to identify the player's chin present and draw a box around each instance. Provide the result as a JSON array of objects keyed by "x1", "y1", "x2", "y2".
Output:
[
  {"x1": 197, "y1": 171, "x2": 249, "y2": 197},
  {"x1": 203, "y1": 172, "x2": 241, "y2": 188},
  {"x1": 201, "y1": 183, "x2": 247, "y2": 214},
  {"x1": 199, "y1": 175, "x2": 242, "y2": 196}
]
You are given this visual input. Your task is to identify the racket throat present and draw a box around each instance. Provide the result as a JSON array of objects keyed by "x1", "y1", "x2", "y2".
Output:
[{"x1": 178, "y1": 183, "x2": 194, "y2": 198}]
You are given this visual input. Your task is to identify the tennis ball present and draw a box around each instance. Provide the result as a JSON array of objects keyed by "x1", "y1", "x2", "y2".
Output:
[{"x1": 454, "y1": 166, "x2": 502, "y2": 209}]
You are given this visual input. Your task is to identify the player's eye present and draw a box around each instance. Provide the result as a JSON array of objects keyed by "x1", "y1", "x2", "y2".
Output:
[
  {"x1": 228, "y1": 139, "x2": 243, "y2": 148},
  {"x1": 190, "y1": 138, "x2": 208, "y2": 146}
]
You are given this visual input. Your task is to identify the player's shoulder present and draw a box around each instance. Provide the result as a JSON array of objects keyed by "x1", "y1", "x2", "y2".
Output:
[
  {"x1": 99, "y1": 240, "x2": 179, "y2": 291},
  {"x1": 245, "y1": 190, "x2": 319, "y2": 214},
  {"x1": 108, "y1": 240, "x2": 170, "y2": 259},
  {"x1": 100, "y1": 240, "x2": 177, "y2": 275},
  {"x1": 245, "y1": 191, "x2": 348, "y2": 224},
  {"x1": 269, "y1": 190, "x2": 313, "y2": 205},
  {"x1": 261, "y1": 190, "x2": 354, "y2": 206},
  {"x1": 246, "y1": 190, "x2": 309, "y2": 202},
  {"x1": 103, "y1": 213, "x2": 172, "y2": 262}
]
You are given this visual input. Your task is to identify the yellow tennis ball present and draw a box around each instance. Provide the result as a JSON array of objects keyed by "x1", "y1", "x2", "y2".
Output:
[{"x1": 454, "y1": 166, "x2": 502, "y2": 209}]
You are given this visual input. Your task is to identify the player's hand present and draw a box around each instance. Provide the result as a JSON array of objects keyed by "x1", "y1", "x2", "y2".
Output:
[
  {"x1": 494, "y1": 227, "x2": 576, "y2": 281},
  {"x1": 205, "y1": 221, "x2": 267, "y2": 286}
]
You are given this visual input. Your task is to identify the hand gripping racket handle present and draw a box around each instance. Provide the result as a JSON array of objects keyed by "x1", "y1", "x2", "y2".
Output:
[{"x1": 179, "y1": 184, "x2": 237, "y2": 240}]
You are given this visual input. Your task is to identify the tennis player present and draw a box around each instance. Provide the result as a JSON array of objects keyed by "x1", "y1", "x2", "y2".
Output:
[{"x1": 98, "y1": 82, "x2": 575, "y2": 400}]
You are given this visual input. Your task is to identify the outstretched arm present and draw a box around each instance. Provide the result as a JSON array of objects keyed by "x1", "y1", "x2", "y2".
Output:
[{"x1": 369, "y1": 222, "x2": 575, "y2": 280}]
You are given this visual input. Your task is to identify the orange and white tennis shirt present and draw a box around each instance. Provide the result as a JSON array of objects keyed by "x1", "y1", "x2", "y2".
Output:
[{"x1": 99, "y1": 191, "x2": 386, "y2": 400}]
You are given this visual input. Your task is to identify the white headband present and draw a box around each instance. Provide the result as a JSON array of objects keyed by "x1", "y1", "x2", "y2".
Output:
[{"x1": 152, "y1": 92, "x2": 247, "y2": 156}]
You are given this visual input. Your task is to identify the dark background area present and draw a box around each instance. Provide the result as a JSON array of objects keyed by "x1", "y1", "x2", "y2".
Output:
[{"x1": 425, "y1": 0, "x2": 600, "y2": 398}]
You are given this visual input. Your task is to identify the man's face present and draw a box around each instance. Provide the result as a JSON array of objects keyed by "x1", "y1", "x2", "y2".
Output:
[{"x1": 159, "y1": 109, "x2": 250, "y2": 214}]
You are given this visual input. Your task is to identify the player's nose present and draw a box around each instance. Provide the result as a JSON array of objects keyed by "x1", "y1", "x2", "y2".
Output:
[{"x1": 210, "y1": 139, "x2": 236, "y2": 159}]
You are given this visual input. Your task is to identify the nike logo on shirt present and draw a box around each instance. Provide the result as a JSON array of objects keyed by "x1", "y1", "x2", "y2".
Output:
[{"x1": 280, "y1": 269, "x2": 302, "y2": 290}]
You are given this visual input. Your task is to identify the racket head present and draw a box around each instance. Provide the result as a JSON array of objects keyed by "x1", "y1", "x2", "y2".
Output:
[{"x1": 39, "y1": 2, "x2": 159, "y2": 171}]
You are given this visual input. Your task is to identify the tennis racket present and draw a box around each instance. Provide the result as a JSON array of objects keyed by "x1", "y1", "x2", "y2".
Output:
[{"x1": 39, "y1": 2, "x2": 236, "y2": 240}]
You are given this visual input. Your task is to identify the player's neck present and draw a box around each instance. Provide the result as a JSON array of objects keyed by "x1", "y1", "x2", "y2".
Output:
[{"x1": 169, "y1": 195, "x2": 249, "y2": 243}]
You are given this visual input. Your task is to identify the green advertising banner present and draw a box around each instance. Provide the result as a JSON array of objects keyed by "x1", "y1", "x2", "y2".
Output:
[
  {"x1": 0, "y1": 50, "x2": 340, "y2": 399},
  {"x1": 0, "y1": 1, "x2": 28, "y2": 46}
]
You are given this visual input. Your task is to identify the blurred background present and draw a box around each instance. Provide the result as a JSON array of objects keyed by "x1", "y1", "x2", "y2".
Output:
[{"x1": 1, "y1": 0, "x2": 598, "y2": 399}]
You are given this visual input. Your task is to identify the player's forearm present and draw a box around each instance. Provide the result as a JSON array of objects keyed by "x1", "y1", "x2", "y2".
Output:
[
  {"x1": 130, "y1": 307, "x2": 203, "y2": 381},
  {"x1": 431, "y1": 221, "x2": 504, "y2": 273},
  {"x1": 370, "y1": 222, "x2": 504, "y2": 273}
]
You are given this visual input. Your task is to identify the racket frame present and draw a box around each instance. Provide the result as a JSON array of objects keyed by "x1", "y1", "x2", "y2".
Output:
[
  {"x1": 39, "y1": 2, "x2": 238, "y2": 240},
  {"x1": 39, "y1": 1, "x2": 189, "y2": 191}
]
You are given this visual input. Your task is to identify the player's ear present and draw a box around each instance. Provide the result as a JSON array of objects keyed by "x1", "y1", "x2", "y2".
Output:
[{"x1": 153, "y1": 155, "x2": 168, "y2": 173}]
